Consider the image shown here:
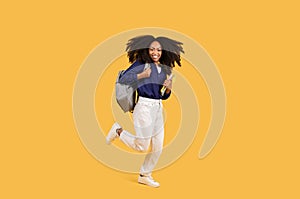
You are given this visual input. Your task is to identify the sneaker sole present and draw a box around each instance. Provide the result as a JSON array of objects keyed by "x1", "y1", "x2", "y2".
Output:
[{"x1": 138, "y1": 180, "x2": 160, "y2": 188}]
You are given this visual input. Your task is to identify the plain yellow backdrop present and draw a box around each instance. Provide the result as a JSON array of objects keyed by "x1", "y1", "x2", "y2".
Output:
[{"x1": 1, "y1": 0, "x2": 299, "y2": 198}]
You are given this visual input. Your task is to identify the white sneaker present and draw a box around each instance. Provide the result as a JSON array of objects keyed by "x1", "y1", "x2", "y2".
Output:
[
  {"x1": 138, "y1": 175, "x2": 160, "y2": 188},
  {"x1": 106, "y1": 122, "x2": 121, "y2": 144}
]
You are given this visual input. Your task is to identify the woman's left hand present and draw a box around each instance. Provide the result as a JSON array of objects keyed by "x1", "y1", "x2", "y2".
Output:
[{"x1": 163, "y1": 79, "x2": 172, "y2": 92}]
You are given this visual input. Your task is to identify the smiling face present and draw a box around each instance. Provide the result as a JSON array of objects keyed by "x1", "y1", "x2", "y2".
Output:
[{"x1": 149, "y1": 41, "x2": 162, "y2": 64}]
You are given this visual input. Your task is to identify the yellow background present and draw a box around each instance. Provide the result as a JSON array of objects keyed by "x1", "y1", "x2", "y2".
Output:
[{"x1": 1, "y1": 0, "x2": 299, "y2": 198}]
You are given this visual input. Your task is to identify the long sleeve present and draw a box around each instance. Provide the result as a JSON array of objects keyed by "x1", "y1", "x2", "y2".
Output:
[
  {"x1": 119, "y1": 61, "x2": 145, "y2": 85},
  {"x1": 118, "y1": 61, "x2": 172, "y2": 100}
]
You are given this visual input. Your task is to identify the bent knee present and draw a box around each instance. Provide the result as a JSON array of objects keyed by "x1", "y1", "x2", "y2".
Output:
[{"x1": 134, "y1": 139, "x2": 150, "y2": 152}]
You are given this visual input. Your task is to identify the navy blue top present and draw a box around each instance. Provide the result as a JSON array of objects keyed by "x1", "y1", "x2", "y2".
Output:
[{"x1": 119, "y1": 61, "x2": 171, "y2": 100}]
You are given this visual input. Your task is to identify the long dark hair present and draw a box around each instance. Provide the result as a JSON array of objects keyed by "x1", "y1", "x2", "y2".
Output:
[{"x1": 126, "y1": 35, "x2": 184, "y2": 74}]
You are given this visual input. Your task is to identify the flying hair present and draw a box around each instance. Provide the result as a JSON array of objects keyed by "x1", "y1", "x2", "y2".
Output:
[{"x1": 126, "y1": 35, "x2": 184, "y2": 74}]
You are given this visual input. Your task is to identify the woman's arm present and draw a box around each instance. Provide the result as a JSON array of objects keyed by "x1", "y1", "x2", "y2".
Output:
[
  {"x1": 119, "y1": 62, "x2": 150, "y2": 85},
  {"x1": 137, "y1": 67, "x2": 151, "y2": 80},
  {"x1": 161, "y1": 77, "x2": 172, "y2": 100}
]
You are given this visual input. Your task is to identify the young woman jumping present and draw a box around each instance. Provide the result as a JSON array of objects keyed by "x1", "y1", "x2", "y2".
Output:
[{"x1": 106, "y1": 35, "x2": 184, "y2": 187}]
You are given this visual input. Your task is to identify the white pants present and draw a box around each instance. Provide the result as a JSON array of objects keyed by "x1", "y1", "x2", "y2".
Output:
[{"x1": 119, "y1": 97, "x2": 164, "y2": 176}]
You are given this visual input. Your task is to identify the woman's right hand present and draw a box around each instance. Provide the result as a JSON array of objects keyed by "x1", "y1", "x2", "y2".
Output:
[{"x1": 137, "y1": 67, "x2": 152, "y2": 79}]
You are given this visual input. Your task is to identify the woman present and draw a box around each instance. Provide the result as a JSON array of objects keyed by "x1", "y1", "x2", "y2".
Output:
[{"x1": 106, "y1": 35, "x2": 184, "y2": 187}]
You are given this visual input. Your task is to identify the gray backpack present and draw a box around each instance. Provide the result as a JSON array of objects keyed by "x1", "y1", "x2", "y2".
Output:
[{"x1": 115, "y1": 63, "x2": 150, "y2": 113}]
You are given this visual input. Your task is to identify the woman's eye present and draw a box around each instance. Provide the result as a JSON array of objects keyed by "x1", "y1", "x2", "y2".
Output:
[{"x1": 149, "y1": 48, "x2": 162, "y2": 52}]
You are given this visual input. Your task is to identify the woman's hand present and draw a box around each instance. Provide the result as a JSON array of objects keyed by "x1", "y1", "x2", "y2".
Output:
[
  {"x1": 163, "y1": 79, "x2": 172, "y2": 94},
  {"x1": 137, "y1": 67, "x2": 152, "y2": 79}
]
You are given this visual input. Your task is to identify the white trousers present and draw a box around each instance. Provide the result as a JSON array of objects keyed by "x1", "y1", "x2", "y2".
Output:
[{"x1": 119, "y1": 97, "x2": 164, "y2": 176}]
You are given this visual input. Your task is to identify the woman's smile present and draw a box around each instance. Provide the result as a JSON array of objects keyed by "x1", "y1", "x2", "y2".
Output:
[{"x1": 149, "y1": 41, "x2": 162, "y2": 63}]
